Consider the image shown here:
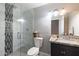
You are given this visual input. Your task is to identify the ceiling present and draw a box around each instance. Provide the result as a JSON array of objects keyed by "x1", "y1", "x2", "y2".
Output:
[
  {"x1": 13, "y1": 3, "x2": 79, "y2": 13},
  {"x1": 13, "y1": 3, "x2": 79, "y2": 18},
  {"x1": 33, "y1": 3, "x2": 79, "y2": 17},
  {"x1": 14, "y1": 3, "x2": 47, "y2": 11},
  {"x1": 0, "y1": 3, "x2": 79, "y2": 13}
]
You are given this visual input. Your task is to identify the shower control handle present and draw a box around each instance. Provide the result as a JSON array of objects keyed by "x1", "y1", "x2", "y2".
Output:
[{"x1": 17, "y1": 32, "x2": 21, "y2": 39}]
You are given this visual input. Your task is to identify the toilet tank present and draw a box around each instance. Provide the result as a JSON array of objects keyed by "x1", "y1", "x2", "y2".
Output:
[{"x1": 34, "y1": 37, "x2": 43, "y2": 48}]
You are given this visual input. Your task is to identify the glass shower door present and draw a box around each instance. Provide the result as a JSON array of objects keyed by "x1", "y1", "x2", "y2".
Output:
[{"x1": 12, "y1": 4, "x2": 34, "y2": 56}]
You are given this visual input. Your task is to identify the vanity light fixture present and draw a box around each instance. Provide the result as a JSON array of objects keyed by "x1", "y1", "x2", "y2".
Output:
[
  {"x1": 48, "y1": 8, "x2": 66, "y2": 17},
  {"x1": 48, "y1": 9, "x2": 59, "y2": 18}
]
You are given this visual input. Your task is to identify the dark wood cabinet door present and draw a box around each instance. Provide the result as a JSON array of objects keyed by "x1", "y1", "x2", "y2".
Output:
[
  {"x1": 51, "y1": 43, "x2": 62, "y2": 56},
  {"x1": 51, "y1": 43, "x2": 79, "y2": 56}
]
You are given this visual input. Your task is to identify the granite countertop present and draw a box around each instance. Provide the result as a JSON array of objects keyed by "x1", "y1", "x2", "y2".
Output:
[{"x1": 49, "y1": 36, "x2": 79, "y2": 47}]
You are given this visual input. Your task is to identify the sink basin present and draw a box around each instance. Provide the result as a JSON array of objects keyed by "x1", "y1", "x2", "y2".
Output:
[{"x1": 50, "y1": 36, "x2": 79, "y2": 47}]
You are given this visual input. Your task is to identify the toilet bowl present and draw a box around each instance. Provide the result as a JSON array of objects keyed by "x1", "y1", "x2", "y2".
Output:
[
  {"x1": 27, "y1": 47, "x2": 39, "y2": 56},
  {"x1": 27, "y1": 37, "x2": 43, "y2": 56}
]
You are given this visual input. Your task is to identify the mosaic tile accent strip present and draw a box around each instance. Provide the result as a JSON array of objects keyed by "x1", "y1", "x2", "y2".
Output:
[{"x1": 5, "y1": 3, "x2": 13, "y2": 56}]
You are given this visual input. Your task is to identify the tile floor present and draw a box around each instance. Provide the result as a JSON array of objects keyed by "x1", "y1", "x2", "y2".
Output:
[{"x1": 9, "y1": 47, "x2": 50, "y2": 56}]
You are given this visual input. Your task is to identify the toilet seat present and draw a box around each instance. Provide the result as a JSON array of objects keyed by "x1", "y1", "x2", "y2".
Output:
[{"x1": 27, "y1": 47, "x2": 39, "y2": 56}]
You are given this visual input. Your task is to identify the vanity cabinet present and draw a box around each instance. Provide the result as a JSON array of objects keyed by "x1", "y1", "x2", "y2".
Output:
[{"x1": 51, "y1": 42, "x2": 79, "y2": 56}]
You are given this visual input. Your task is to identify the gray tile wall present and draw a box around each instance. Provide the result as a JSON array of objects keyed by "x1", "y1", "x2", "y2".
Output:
[
  {"x1": 34, "y1": 14, "x2": 51, "y2": 54},
  {"x1": 0, "y1": 3, "x2": 5, "y2": 56},
  {"x1": 5, "y1": 3, "x2": 13, "y2": 56},
  {"x1": 22, "y1": 9, "x2": 34, "y2": 51}
]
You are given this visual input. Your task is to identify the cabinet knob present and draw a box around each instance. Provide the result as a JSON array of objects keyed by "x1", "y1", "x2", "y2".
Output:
[{"x1": 61, "y1": 51, "x2": 66, "y2": 54}]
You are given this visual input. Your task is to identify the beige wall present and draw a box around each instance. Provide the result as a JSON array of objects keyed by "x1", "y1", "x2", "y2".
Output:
[{"x1": 64, "y1": 15, "x2": 69, "y2": 34}]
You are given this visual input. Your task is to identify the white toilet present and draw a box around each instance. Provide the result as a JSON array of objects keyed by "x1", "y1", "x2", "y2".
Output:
[{"x1": 27, "y1": 37, "x2": 43, "y2": 56}]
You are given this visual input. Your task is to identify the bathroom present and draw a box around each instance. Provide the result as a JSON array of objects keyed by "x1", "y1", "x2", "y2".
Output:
[{"x1": 0, "y1": 3, "x2": 79, "y2": 56}]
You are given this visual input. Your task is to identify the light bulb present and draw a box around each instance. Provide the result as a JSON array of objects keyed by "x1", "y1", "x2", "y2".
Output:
[
  {"x1": 53, "y1": 10, "x2": 59, "y2": 16},
  {"x1": 60, "y1": 8, "x2": 66, "y2": 15},
  {"x1": 48, "y1": 11, "x2": 53, "y2": 18}
]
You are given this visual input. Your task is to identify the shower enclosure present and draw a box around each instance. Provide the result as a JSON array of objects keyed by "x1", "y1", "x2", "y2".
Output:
[{"x1": 0, "y1": 3, "x2": 34, "y2": 56}]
